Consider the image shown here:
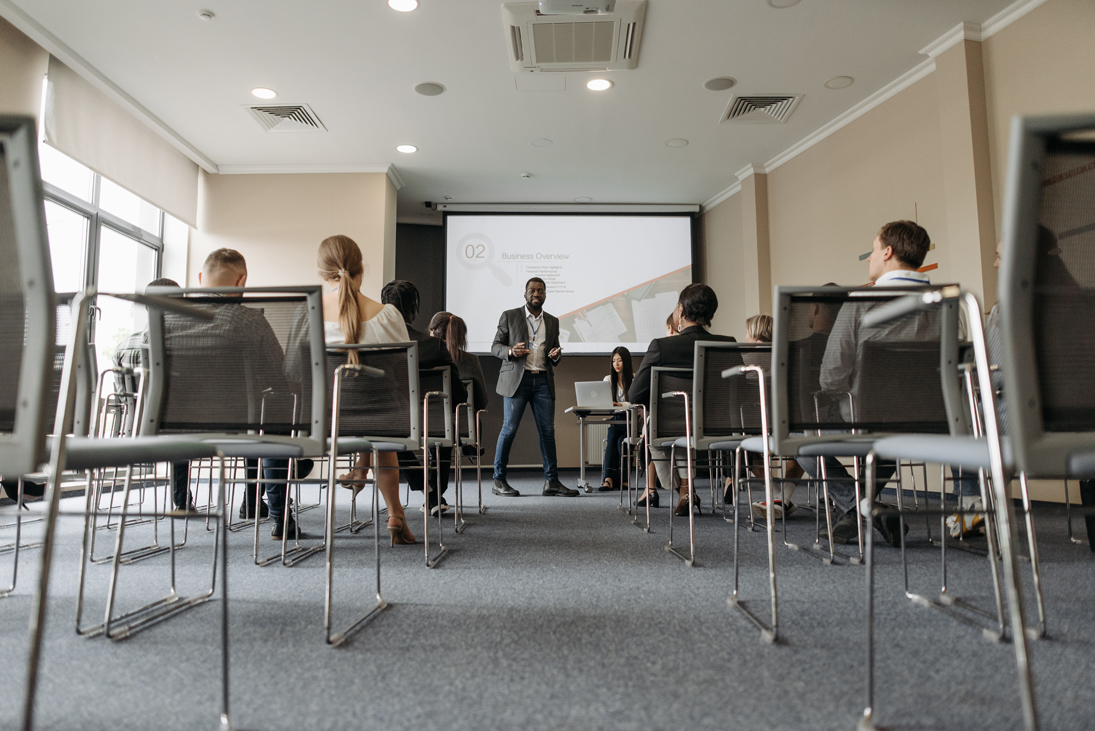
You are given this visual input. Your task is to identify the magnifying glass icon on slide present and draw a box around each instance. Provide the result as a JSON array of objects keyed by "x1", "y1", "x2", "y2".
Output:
[{"x1": 456, "y1": 233, "x2": 513, "y2": 287}]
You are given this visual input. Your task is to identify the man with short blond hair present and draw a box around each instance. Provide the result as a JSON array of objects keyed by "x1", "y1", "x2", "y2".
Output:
[{"x1": 198, "y1": 248, "x2": 248, "y2": 287}]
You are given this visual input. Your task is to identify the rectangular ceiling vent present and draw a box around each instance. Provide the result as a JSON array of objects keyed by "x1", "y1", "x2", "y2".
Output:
[
  {"x1": 502, "y1": 0, "x2": 645, "y2": 73},
  {"x1": 720, "y1": 94, "x2": 804, "y2": 125},
  {"x1": 245, "y1": 104, "x2": 327, "y2": 133}
]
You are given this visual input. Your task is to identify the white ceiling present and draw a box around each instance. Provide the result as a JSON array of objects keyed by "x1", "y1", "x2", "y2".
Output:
[{"x1": 7, "y1": 0, "x2": 1019, "y2": 221}]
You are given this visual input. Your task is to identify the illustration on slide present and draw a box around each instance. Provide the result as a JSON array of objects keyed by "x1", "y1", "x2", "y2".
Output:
[
  {"x1": 555, "y1": 265, "x2": 692, "y2": 348},
  {"x1": 455, "y1": 232, "x2": 513, "y2": 286}
]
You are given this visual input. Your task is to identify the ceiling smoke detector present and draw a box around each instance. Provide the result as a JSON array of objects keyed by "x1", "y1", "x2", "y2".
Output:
[
  {"x1": 719, "y1": 94, "x2": 803, "y2": 124},
  {"x1": 245, "y1": 104, "x2": 326, "y2": 133}
]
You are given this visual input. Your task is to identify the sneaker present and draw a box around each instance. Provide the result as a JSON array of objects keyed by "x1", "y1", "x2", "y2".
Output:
[
  {"x1": 826, "y1": 509, "x2": 862, "y2": 545},
  {"x1": 750, "y1": 500, "x2": 796, "y2": 520},
  {"x1": 946, "y1": 511, "x2": 985, "y2": 538},
  {"x1": 271, "y1": 515, "x2": 300, "y2": 541},
  {"x1": 873, "y1": 514, "x2": 909, "y2": 548}
]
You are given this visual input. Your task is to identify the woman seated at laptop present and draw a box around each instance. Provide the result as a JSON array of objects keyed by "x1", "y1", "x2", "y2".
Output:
[
  {"x1": 598, "y1": 346, "x2": 633, "y2": 491},
  {"x1": 317, "y1": 235, "x2": 416, "y2": 546}
]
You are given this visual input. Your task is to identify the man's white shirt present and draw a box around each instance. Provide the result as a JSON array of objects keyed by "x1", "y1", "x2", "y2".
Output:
[{"x1": 523, "y1": 305, "x2": 547, "y2": 371}]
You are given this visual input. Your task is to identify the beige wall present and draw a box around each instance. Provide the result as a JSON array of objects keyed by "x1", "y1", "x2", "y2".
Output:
[
  {"x1": 983, "y1": 0, "x2": 1095, "y2": 255},
  {"x1": 190, "y1": 171, "x2": 398, "y2": 295},
  {"x1": 764, "y1": 74, "x2": 949, "y2": 293},
  {"x1": 700, "y1": 192, "x2": 746, "y2": 339},
  {"x1": 0, "y1": 16, "x2": 48, "y2": 118}
]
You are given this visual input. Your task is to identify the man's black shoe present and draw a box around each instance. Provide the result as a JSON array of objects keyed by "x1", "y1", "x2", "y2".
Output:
[
  {"x1": 543, "y1": 478, "x2": 579, "y2": 497},
  {"x1": 492, "y1": 479, "x2": 520, "y2": 497},
  {"x1": 239, "y1": 500, "x2": 270, "y2": 520},
  {"x1": 874, "y1": 513, "x2": 908, "y2": 548},
  {"x1": 271, "y1": 515, "x2": 300, "y2": 541}
]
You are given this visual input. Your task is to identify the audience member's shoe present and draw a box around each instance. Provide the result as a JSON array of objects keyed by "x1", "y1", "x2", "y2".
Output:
[
  {"x1": 387, "y1": 515, "x2": 417, "y2": 545},
  {"x1": 492, "y1": 478, "x2": 520, "y2": 497},
  {"x1": 674, "y1": 490, "x2": 701, "y2": 516},
  {"x1": 543, "y1": 478, "x2": 579, "y2": 497},
  {"x1": 750, "y1": 500, "x2": 796, "y2": 520},
  {"x1": 826, "y1": 509, "x2": 862, "y2": 545},
  {"x1": 2, "y1": 479, "x2": 45, "y2": 505},
  {"x1": 270, "y1": 515, "x2": 300, "y2": 541},
  {"x1": 239, "y1": 500, "x2": 270, "y2": 520},
  {"x1": 946, "y1": 497, "x2": 985, "y2": 538},
  {"x1": 723, "y1": 477, "x2": 735, "y2": 505},
  {"x1": 174, "y1": 494, "x2": 197, "y2": 512},
  {"x1": 636, "y1": 489, "x2": 660, "y2": 508},
  {"x1": 421, "y1": 487, "x2": 451, "y2": 515},
  {"x1": 873, "y1": 514, "x2": 908, "y2": 548},
  {"x1": 597, "y1": 479, "x2": 619, "y2": 492}
]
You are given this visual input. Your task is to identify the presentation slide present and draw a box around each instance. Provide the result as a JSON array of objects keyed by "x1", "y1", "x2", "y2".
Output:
[{"x1": 445, "y1": 214, "x2": 692, "y2": 354}]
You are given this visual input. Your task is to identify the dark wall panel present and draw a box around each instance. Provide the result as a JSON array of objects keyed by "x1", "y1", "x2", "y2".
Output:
[{"x1": 394, "y1": 223, "x2": 445, "y2": 331}]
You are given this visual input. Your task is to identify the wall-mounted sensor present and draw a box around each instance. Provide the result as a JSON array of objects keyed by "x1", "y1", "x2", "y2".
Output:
[{"x1": 521, "y1": 172, "x2": 532, "y2": 178}]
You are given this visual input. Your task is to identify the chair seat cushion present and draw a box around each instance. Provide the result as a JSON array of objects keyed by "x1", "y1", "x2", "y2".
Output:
[
  {"x1": 48, "y1": 435, "x2": 219, "y2": 471},
  {"x1": 1069, "y1": 448, "x2": 1095, "y2": 478},
  {"x1": 797, "y1": 439, "x2": 876, "y2": 458},
  {"x1": 873, "y1": 435, "x2": 1013, "y2": 471},
  {"x1": 741, "y1": 436, "x2": 775, "y2": 454},
  {"x1": 708, "y1": 439, "x2": 746, "y2": 452}
]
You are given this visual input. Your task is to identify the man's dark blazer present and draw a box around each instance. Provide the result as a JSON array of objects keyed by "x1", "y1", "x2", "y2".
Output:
[
  {"x1": 628, "y1": 326, "x2": 737, "y2": 407},
  {"x1": 407, "y1": 324, "x2": 468, "y2": 406},
  {"x1": 491, "y1": 307, "x2": 562, "y2": 399}
]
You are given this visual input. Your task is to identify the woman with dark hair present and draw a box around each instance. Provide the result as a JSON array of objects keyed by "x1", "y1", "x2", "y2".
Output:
[
  {"x1": 598, "y1": 346, "x2": 633, "y2": 491},
  {"x1": 427, "y1": 311, "x2": 488, "y2": 413}
]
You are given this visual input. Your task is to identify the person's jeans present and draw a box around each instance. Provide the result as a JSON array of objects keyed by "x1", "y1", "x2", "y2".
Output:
[
  {"x1": 493, "y1": 371, "x2": 557, "y2": 481},
  {"x1": 601, "y1": 422, "x2": 628, "y2": 485},
  {"x1": 798, "y1": 457, "x2": 979, "y2": 515}
]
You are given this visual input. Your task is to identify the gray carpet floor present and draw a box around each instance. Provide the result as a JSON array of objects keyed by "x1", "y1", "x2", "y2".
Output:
[{"x1": 1, "y1": 469, "x2": 1093, "y2": 731}]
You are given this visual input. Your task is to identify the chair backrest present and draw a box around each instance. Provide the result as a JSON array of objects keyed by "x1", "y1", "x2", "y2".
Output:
[
  {"x1": 142, "y1": 287, "x2": 326, "y2": 443},
  {"x1": 47, "y1": 293, "x2": 94, "y2": 438},
  {"x1": 771, "y1": 285, "x2": 963, "y2": 455},
  {"x1": 419, "y1": 365, "x2": 454, "y2": 442},
  {"x1": 998, "y1": 113, "x2": 1095, "y2": 476},
  {"x1": 0, "y1": 116, "x2": 55, "y2": 476},
  {"x1": 325, "y1": 342, "x2": 420, "y2": 442},
  {"x1": 693, "y1": 341, "x2": 768, "y2": 439},
  {"x1": 649, "y1": 366, "x2": 692, "y2": 443},
  {"x1": 459, "y1": 378, "x2": 475, "y2": 440}
]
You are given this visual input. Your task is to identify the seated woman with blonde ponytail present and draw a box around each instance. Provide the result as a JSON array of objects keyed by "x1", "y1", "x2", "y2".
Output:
[{"x1": 316, "y1": 235, "x2": 416, "y2": 545}]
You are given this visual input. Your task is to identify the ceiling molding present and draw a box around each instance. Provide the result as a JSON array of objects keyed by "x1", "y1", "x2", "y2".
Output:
[
  {"x1": 437, "y1": 203, "x2": 700, "y2": 214},
  {"x1": 386, "y1": 165, "x2": 405, "y2": 191},
  {"x1": 701, "y1": 181, "x2": 742, "y2": 213},
  {"x1": 982, "y1": 0, "x2": 1048, "y2": 39},
  {"x1": 735, "y1": 163, "x2": 766, "y2": 180},
  {"x1": 763, "y1": 56, "x2": 936, "y2": 176},
  {"x1": 217, "y1": 163, "x2": 397, "y2": 175},
  {"x1": 0, "y1": 0, "x2": 219, "y2": 174},
  {"x1": 918, "y1": 21, "x2": 982, "y2": 58}
]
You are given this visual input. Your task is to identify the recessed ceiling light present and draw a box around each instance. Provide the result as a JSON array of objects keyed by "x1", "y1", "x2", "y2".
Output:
[
  {"x1": 197, "y1": 10, "x2": 215, "y2": 21},
  {"x1": 666, "y1": 138, "x2": 689, "y2": 148},
  {"x1": 531, "y1": 138, "x2": 553, "y2": 147},
  {"x1": 704, "y1": 77, "x2": 736, "y2": 92},
  {"x1": 251, "y1": 88, "x2": 277, "y2": 99},
  {"x1": 396, "y1": 144, "x2": 418, "y2": 153},
  {"x1": 574, "y1": 197, "x2": 593, "y2": 203},
  {"x1": 824, "y1": 76, "x2": 854, "y2": 90},
  {"x1": 414, "y1": 82, "x2": 446, "y2": 96},
  {"x1": 443, "y1": 196, "x2": 453, "y2": 201},
  {"x1": 767, "y1": 0, "x2": 801, "y2": 7},
  {"x1": 388, "y1": 0, "x2": 419, "y2": 11},
  {"x1": 586, "y1": 79, "x2": 613, "y2": 91}
]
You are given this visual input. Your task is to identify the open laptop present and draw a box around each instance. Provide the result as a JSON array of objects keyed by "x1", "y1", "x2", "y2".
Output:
[{"x1": 574, "y1": 381, "x2": 614, "y2": 409}]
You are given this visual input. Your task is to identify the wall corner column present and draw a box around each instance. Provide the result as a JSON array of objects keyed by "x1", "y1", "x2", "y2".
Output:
[
  {"x1": 739, "y1": 164, "x2": 772, "y2": 315},
  {"x1": 934, "y1": 35, "x2": 998, "y2": 303}
]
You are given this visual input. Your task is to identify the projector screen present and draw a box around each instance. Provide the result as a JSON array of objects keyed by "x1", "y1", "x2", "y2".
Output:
[{"x1": 445, "y1": 214, "x2": 692, "y2": 354}]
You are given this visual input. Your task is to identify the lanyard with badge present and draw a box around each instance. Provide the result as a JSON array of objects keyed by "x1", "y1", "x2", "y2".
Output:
[{"x1": 527, "y1": 314, "x2": 542, "y2": 353}]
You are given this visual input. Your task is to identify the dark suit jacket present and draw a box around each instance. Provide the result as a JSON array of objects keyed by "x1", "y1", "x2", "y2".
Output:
[
  {"x1": 407, "y1": 324, "x2": 468, "y2": 406},
  {"x1": 628, "y1": 326, "x2": 738, "y2": 407},
  {"x1": 491, "y1": 307, "x2": 562, "y2": 399}
]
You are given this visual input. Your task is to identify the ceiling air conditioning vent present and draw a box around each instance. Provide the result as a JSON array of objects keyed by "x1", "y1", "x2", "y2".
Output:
[
  {"x1": 245, "y1": 104, "x2": 327, "y2": 133},
  {"x1": 502, "y1": 0, "x2": 646, "y2": 73},
  {"x1": 720, "y1": 94, "x2": 803, "y2": 125}
]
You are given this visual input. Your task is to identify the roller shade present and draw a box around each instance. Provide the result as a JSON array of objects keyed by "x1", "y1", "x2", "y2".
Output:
[
  {"x1": 0, "y1": 17, "x2": 48, "y2": 118},
  {"x1": 43, "y1": 55, "x2": 199, "y2": 227}
]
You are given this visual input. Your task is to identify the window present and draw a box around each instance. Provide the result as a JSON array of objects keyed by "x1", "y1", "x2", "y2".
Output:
[{"x1": 39, "y1": 142, "x2": 170, "y2": 391}]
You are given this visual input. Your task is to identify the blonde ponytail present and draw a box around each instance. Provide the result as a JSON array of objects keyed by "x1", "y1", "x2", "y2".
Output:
[{"x1": 317, "y1": 236, "x2": 365, "y2": 365}]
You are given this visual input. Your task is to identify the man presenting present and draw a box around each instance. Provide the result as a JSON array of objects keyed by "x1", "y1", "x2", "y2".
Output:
[{"x1": 491, "y1": 277, "x2": 577, "y2": 497}]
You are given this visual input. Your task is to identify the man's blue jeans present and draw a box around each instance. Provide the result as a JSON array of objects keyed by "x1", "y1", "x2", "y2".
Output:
[{"x1": 493, "y1": 371, "x2": 557, "y2": 481}]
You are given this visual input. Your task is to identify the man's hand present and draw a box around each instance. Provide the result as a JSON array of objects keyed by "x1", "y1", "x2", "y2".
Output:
[
  {"x1": 549, "y1": 346, "x2": 562, "y2": 360},
  {"x1": 510, "y1": 342, "x2": 529, "y2": 358}
]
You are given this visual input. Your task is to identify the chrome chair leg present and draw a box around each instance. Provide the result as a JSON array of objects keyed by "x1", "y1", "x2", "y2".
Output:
[{"x1": 1018, "y1": 472, "x2": 1047, "y2": 639}]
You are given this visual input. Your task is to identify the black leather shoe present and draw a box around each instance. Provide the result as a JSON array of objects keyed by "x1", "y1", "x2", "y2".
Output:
[
  {"x1": 873, "y1": 513, "x2": 909, "y2": 548},
  {"x1": 492, "y1": 479, "x2": 520, "y2": 497},
  {"x1": 239, "y1": 500, "x2": 270, "y2": 520},
  {"x1": 543, "y1": 478, "x2": 579, "y2": 497},
  {"x1": 271, "y1": 515, "x2": 300, "y2": 541},
  {"x1": 636, "y1": 489, "x2": 659, "y2": 508}
]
